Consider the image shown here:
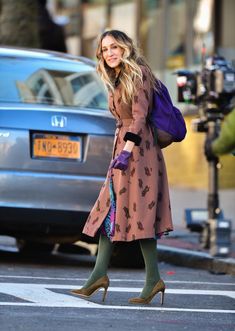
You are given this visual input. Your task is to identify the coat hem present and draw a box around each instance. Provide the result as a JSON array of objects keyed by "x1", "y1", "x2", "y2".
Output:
[
  {"x1": 82, "y1": 229, "x2": 173, "y2": 243},
  {"x1": 110, "y1": 230, "x2": 173, "y2": 242}
]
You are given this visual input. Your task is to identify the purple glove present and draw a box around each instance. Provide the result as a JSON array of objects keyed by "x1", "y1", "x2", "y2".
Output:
[{"x1": 110, "y1": 150, "x2": 131, "y2": 171}]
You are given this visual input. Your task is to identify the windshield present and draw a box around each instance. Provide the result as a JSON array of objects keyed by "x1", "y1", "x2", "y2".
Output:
[{"x1": 0, "y1": 56, "x2": 108, "y2": 110}]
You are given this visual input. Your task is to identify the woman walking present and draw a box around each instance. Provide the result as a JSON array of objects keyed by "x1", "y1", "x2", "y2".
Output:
[{"x1": 71, "y1": 30, "x2": 173, "y2": 304}]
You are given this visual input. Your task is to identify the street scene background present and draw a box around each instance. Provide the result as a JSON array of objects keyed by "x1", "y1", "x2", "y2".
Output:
[{"x1": 0, "y1": 1, "x2": 235, "y2": 330}]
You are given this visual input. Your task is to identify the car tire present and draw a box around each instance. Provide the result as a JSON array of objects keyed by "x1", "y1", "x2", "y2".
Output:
[
  {"x1": 17, "y1": 240, "x2": 55, "y2": 256},
  {"x1": 110, "y1": 241, "x2": 144, "y2": 268},
  {"x1": 57, "y1": 243, "x2": 91, "y2": 255}
]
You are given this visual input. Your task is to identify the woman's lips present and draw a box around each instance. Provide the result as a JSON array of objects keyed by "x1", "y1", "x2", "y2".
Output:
[{"x1": 108, "y1": 58, "x2": 117, "y2": 62}]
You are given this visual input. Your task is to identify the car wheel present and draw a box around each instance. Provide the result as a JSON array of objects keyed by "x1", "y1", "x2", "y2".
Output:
[
  {"x1": 17, "y1": 240, "x2": 55, "y2": 255},
  {"x1": 57, "y1": 243, "x2": 91, "y2": 255},
  {"x1": 110, "y1": 241, "x2": 144, "y2": 268}
]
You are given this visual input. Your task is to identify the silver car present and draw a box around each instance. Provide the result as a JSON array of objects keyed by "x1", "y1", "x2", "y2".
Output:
[{"x1": 0, "y1": 46, "x2": 116, "y2": 252}]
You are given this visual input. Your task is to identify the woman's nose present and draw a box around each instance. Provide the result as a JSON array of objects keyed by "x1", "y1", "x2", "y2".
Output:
[{"x1": 107, "y1": 48, "x2": 113, "y2": 56}]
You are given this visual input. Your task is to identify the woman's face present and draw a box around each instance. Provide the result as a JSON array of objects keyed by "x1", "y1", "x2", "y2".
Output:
[{"x1": 101, "y1": 35, "x2": 124, "y2": 72}]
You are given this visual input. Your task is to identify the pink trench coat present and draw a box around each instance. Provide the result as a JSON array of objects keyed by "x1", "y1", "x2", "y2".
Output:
[{"x1": 83, "y1": 66, "x2": 173, "y2": 242}]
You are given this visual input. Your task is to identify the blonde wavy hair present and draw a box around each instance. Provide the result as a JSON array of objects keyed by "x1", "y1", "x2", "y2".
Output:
[{"x1": 96, "y1": 30, "x2": 159, "y2": 104}]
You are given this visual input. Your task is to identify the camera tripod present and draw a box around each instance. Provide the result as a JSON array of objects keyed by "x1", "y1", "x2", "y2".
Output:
[{"x1": 199, "y1": 105, "x2": 231, "y2": 256}]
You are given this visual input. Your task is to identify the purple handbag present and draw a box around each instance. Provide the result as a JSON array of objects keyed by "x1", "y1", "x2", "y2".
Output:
[{"x1": 149, "y1": 82, "x2": 187, "y2": 148}]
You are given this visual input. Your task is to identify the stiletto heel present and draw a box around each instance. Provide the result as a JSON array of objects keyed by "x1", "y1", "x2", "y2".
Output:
[
  {"x1": 102, "y1": 286, "x2": 108, "y2": 302},
  {"x1": 160, "y1": 288, "x2": 165, "y2": 305},
  {"x1": 128, "y1": 279, "x2": 166, "y2": 305},
  {"x1": 71, "y1": 275, "x2": 109, "y2": 302}
]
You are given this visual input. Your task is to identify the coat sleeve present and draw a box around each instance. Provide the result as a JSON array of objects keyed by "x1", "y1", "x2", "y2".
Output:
[
  {"x1": 124, "y1": 66, "x2": 151, "y2": 146},
  {"x1": 212, "y1": 109, "x2": 235, "y2": 155}
]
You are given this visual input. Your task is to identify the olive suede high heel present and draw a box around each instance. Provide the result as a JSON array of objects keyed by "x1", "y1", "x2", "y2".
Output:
[
  {"x1": 71, "y1": 275, "x2": 109, "y2": 302},
  {"x1": 128, "y1": 279, "x2": 165, "y2": 305}
]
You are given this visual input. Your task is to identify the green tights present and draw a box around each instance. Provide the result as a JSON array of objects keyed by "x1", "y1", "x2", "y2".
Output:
[
  {"x1": 139, "y1": 239, "x2": 160, "y2": 298},
  {"x1": 83, "y1": 234, "x2": 113, "y2": 288},
  {"x1": 83, "y1": 235, "x2": 160, "y2": 299}
]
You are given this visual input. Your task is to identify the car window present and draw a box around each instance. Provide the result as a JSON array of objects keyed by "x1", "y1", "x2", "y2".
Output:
[{"x1": 0, "y1": 57, "x2": 108, "y2": 110}]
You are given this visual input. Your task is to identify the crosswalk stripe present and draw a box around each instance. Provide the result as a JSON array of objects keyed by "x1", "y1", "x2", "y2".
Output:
[
  {"x1": 0, "y1": 282, "x2": 234, "y2": 312},
  {"x1": 0, "y1": 275, "x2": 234, "y2": 286},
  {"x1": 0, "y1": 301, "x2": 234, "y2": 313}
]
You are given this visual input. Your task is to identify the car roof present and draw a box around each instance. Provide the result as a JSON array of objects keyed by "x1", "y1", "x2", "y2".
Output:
[{"x1": 0, "y1": 46, "x2": 96, "y2": 67}]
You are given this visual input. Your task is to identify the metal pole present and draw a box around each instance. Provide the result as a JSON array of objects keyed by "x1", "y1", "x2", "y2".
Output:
[
  {"x1": 106, "y1": 0, "x2": 112, "y2": 29},
  {"x1": 207, "y1": 120, "x2": 220, "y2": 219},
  {"x1": 78, "y1": 0, "x2": 85, "y2": 56},
  {"x1": 160, "y1": 0, "x2": 169, "y2": 73},
  {"x1": 135, "y1": 0, "x2": 143, "y2": 46},
  {"x1": 185, "y1": 0, "x2": 194, "y2": 66},
  {"x1": 200, "y1": 107, "x2": 222, "y2": 249}
]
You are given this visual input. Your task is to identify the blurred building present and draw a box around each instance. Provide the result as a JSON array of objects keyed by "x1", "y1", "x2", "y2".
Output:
[
  {"x1": 48, "y1": 0, "x2": 235, "y2": 72},
  {"x1": 47, "y1": 0, "x2": 235, "y2": 190}
]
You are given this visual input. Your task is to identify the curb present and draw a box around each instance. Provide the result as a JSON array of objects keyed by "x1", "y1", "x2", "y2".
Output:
[{"x1": 158, "y1": 244, "x2": 235, "y2": 276}]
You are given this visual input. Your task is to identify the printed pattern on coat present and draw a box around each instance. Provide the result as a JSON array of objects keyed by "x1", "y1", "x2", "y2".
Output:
[{"x1": 83, "y1": 66, "x2": 173, "y2": 242}]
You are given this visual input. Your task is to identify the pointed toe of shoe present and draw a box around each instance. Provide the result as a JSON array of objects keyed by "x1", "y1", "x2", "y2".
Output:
[
  {"x1": 70, "y1": 275, "x2": 110, "y2": 302},
  {"x1": 71, "y1": 288, "x2": 87, "y2": 297},
  {"x1": 128, "y1": 279, "x2": 165, "y2": 305},
  {"x1": 128, "y1": 297, "x2": 146, "y2": 304}
]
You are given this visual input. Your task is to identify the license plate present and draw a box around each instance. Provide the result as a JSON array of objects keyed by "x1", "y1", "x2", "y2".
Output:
[{"x1": 32, "y1": 133, "x2": 81, "y2": 160}]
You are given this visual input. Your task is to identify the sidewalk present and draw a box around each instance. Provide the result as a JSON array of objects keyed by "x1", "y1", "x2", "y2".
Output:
[{"x1": 158, "y1": 187, "x2": 235, "y2": 275}]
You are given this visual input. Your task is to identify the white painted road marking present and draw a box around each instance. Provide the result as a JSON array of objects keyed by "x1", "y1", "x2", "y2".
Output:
[
  {"x1": 0, "y1": 283, "x2": 99, "y2": 307},
  {"x1": 0, "y1": 282, "x2": 235, "y2": 313},
  {"x1": 0, "y1": 275, "x2": 234, "y2": 286}
]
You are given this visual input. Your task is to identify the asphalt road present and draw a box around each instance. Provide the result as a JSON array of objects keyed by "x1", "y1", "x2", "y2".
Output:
[{"x1": 0, "y1": 237, "x2": 234, "y2": 331}]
